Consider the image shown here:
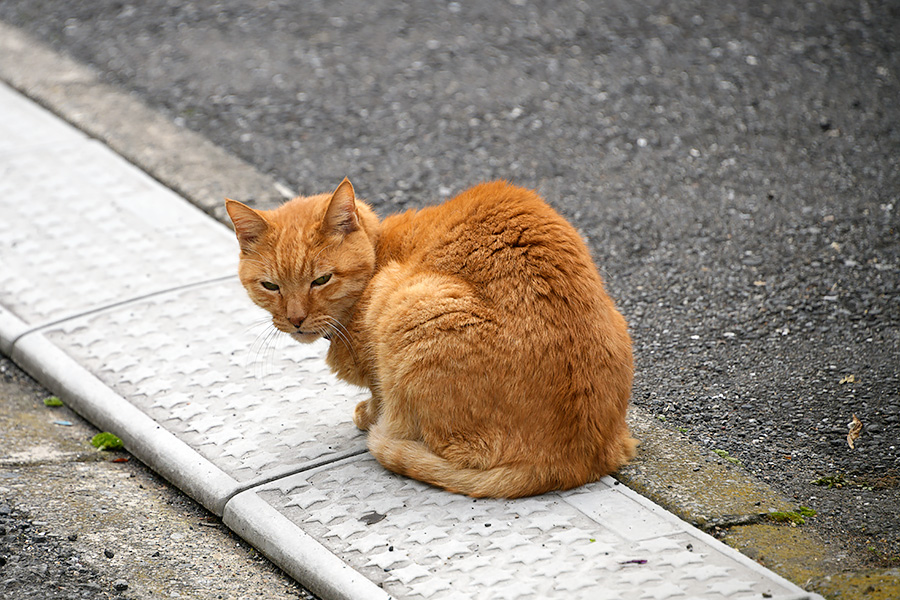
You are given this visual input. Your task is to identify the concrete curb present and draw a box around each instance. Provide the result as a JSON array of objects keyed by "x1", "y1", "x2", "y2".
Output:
[
  {"x1": 6, "y1": 322, "x2": 241, "y2": 516},
  {"x1": 224, "y1": 491, "x2": 392, "y2": 600},
  {"x1": 618, "y1": 410, "x2": 796, "y2": 529}
]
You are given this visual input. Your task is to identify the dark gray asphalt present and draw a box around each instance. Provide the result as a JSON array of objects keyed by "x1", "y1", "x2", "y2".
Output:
[{"x1": 1, "y1": 0, "x2": 898, "y2": 567}]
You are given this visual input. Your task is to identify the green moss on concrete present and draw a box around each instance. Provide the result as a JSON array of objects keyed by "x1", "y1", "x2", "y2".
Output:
[
  {"x1": 721, "y1": 524, "x2": 900, "y2": 600},
  {"x1": 43, "y1": 396, "x2": 64, "y2": 407},
  {"x1": 808, "y1": 569, "x2": 900, "y2": 600},
  {"x1": 767, "y1": 507, "x2": 817, "y2": 525},
  {"x1": 617, "y1": 410, "x2": 795, "y2": 528},
  {"x1": 722, "y1": 523, "x2": 833, "y2": 587}
]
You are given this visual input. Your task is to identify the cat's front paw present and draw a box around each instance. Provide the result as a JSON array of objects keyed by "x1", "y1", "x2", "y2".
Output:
[{"x1": 354, "y1": 399, "x2": 376, "y2": 431}]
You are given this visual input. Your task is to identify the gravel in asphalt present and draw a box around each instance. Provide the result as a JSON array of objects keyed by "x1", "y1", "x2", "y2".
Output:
[{"x1": 0, "y1": 0, "x2": 897, "y2": 574}]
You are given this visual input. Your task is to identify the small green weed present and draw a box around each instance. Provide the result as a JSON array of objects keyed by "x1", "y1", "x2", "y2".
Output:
[
  {"x1": 768, "y1": 511, "x2": 806, "y2": 525},
  {"x1": 811, "y1": 473, "x2": 846, "y2": 488},
  {"x1": 91, "y1": 432, "x2": 124, "y2": 451},
  {"x1": 768, "y1": 507, "x2": 816, "y2": 526},
  {"x1": 713, "y1": 449, "x2": 742, "y2": 465}
]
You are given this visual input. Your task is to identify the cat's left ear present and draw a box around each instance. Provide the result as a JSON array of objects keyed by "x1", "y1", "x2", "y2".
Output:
[
  {"x1": 225, "y1": 199, "x2": 269, "y2": 253},
  {"x1": 323, "y1": 177, "x2": 360, "y2": 236}
]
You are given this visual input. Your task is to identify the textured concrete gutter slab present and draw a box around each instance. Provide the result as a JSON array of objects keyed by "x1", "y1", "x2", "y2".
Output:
[
  {"x1": 8, "y1": 323, "x2": 239, "y2": 514},
  {"x1": 34, "y1": 282, "x2": 369, "y2": 487},
  {"x1": 0, "y1": 73, "x2": 825, "y2": 599},
  {"x1": 228, "y1": 454, "x2": 816, "y2": 600}
]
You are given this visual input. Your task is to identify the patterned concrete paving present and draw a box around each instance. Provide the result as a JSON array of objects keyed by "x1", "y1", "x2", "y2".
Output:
[{"x1": 0, "y1": 82, "x2": 823, "y2": 599}]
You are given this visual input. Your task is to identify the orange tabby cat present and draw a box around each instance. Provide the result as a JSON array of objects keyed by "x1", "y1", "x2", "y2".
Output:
[{"x1": 226, "y1": 179, "x2": 636, "y2": 498}]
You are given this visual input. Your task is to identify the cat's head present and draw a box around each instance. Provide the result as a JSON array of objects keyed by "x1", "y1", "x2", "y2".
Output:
[{"x1": 225, "y1": 178, "x2": 379, "y2": 343}]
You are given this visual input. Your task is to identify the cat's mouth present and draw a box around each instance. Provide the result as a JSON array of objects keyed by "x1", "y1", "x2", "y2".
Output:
[{"x1": 290, "y1": 330, "x2": 328, "y2": 344}]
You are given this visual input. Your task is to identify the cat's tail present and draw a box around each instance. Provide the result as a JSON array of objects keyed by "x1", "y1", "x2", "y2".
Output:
[{"x1": 366, "y1": 425, "x2": 611, "y2": 499}]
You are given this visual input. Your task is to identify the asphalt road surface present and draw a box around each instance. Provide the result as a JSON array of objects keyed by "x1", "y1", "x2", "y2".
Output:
[{"x1": 1, "y1": 0, "x2": 897, "y2": 568}]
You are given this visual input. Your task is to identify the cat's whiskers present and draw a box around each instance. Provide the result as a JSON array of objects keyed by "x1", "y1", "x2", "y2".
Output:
[
  {"x1": 245, "y1": 321, "x2": 272, "y2": 362},
  {"x1": 247, "y1": 324, "x2": 272, "y2": 378},
  {"x1": 243, "y1": 316, "x2": 273, "y2": 335},
  {"x1": 322, "y1": 315, "x2": 359, "y2": 367},
  {"x1": 248, "y1": 321, "x2": 285, "y2": 379},
  {"x1": 263, "y1": 327, "x2": 281, "y2": 378}
]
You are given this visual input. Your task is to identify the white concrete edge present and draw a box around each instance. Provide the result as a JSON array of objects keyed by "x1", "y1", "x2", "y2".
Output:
[
  {"x1": 8, "y1": 328, "x2": 242, "y2": 516},
  {"x1": 224, "y1": 489, "x2": 393, "y2": 600},
  {"x1": 610, "y1": 477, "x2": 826, "y2": 600}
]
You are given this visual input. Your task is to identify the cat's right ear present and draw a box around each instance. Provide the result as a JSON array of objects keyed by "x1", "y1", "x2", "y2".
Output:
[
  {"x1": 225, "y1": 199, "x2": 268, "y2": 253},
  {"x1": 322, "y1": 178, "x2": 360, "y2": 237}
]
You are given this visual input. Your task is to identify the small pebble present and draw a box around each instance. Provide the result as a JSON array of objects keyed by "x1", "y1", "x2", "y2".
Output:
[
  {"x1": 113, "y1": 579, "x2": 129, "y2": 591},
  {"x1": 68, "y1": 533, "x2": 78, "y2": 541},
  {"x1": 104, "y1": 549, "x2": 115, "y2": 558}
]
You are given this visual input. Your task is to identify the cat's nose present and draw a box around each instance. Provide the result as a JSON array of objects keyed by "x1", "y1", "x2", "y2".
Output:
[{"x1": 286, "y1": 299, "x2": 307, "y2": 329}]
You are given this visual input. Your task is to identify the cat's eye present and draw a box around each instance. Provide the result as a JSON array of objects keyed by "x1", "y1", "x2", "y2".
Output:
[
  {"x1": 311, "y1": 274, "x2": 332, "y2": 287},
  {"x1": 261, "y1": 281, "x2": 280, "y2": 291}
]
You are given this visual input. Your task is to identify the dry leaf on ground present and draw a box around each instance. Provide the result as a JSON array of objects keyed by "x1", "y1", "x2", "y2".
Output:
[{"x1": 847, "y1": 414, "x2": 863, "y2": 449}]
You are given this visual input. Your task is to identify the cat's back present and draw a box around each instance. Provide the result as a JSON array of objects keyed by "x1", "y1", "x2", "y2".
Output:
[
  {"x1": 381, "y1": 181, "x2": 605, "y2": 306},
  {"x1": 352, "y1": 181, "x2": 635, "y2": 498}
]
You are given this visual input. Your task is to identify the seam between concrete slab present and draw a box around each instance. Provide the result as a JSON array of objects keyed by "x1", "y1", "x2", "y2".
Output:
[
  {"x1": 232, "y1": 448, "x2": 371, "y2": 497},
  {"x1": 6, "y1": 275, "x2": 239, "y2": 349},
  {"x1": 208, "y1": 449, "x2": 373, "y2": 524}
]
